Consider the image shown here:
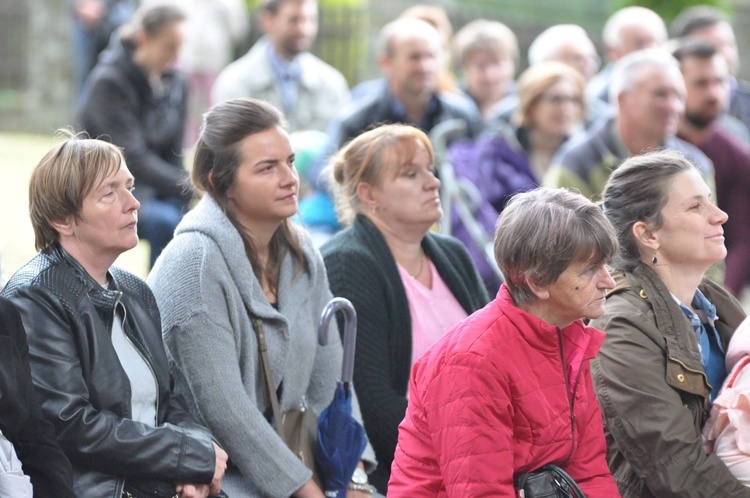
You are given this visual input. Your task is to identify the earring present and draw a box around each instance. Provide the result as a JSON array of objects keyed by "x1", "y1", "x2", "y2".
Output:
[{"x1": 651, "y1": 249, "x2": 658, "y2": 265}]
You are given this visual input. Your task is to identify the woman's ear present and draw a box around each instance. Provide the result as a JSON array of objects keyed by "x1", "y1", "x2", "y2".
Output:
[
  {"x1": 356, "y1": 182, "x2": 376, "y2": 207},
  {"x1": 51, "y1": 217, "x2": 75, "y2": 238},
  {"x1": 526, "y1": 278, "x2": 550, "y2": 301},
  {"x1": 632, "y1": 221, "x2": 658, "y2": 250}
]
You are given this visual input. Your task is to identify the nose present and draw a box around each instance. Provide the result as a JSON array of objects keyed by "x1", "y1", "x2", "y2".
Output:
[
  {"x1": 669, "y1": 92, "x2": 685, "y2": 115},
  {"x1": 596, "y1": 265, "x2": 616, "y2": 291},
  {"x1": 282, "y1": 164, "x2": 299, "y2": 188},
  {"x1": 125, "y1": 188, "x2": 140, "y2": 212},
  {"x1": 426, "y1": 170, "x2": 441, "y2": 189},
  {"x1": 711, "y1": 202, "x2": 728, "y2": 225}
]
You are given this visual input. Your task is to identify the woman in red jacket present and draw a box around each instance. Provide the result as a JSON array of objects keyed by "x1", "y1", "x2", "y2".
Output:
[{"x1": 388, "y1": 187, "x2": 621, "y2": 497}]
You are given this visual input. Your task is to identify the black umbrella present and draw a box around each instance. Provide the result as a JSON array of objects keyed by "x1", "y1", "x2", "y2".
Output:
[{"x1": 316, "y1": 298, "x2": 368, "y2": 497}]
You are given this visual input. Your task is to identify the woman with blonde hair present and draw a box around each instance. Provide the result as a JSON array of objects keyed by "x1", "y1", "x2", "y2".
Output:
[
  {"x1": 321, "y1": 123, "x2": 488, "y2": 492},
  {"x1": 453, "y1": 19, "x2": 518, "y2": 120},
  {"x1": 512, "y1": 60, "x2": 586, "y2": 180}
]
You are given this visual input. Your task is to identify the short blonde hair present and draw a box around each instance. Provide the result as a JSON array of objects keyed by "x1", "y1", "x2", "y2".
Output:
[
  {"x1": 514, "y1": 61, "x2": 586, "y2": 128},
  {"x1": 330, "y1": 124, "x2": 435, "y2": 226},
  {"x1": 29, "y1": 132, "x2": 123, "y2": 252},
  {"x1": 453, "y1": 19, "x2": 518, "y2": 70}
]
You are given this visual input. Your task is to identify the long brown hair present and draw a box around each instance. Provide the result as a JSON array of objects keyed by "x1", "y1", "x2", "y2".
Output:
[{"x1": 192, "y1": 98, "x2": 307, "y2": 293}]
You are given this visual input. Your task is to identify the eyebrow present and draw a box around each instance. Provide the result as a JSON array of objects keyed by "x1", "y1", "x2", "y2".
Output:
[{"x1": 254, "y1": 153, "x2": 296, "y2": 168}]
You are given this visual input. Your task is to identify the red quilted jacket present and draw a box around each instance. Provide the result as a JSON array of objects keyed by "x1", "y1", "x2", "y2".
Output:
[{"x1": 388, "y1": 285, "x2": 620, "y2": 497}]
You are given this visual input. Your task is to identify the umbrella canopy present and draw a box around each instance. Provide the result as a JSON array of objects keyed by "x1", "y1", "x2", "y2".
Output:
[{"x1": 316, "y1": 298, "x2": 369, "y2": 497}]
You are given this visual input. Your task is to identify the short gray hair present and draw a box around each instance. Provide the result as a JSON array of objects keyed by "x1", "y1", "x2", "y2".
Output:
[
  {"x1": 608, "y1": 48, "x2": 682, "y2": 106},
  {"x1": 602, "y1": 6, "x2": 666, "y2": 50},
  {"x1": 376, "y1": 17, "x2": 440, "y2": 58},
  {"x1": 601, "y1": 149, "x2": 698, "y2": 271},
  {"x1": 528, "y1": 24, "x2": 593, "y2": 65},
  {"x1": 494, "y1": 188, "x2": 618, "y2": 305}
]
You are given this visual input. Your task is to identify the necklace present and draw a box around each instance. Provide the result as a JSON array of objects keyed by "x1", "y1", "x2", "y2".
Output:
[{"x1": 411, "y1": 252, "x2": 426, "y2": 279}]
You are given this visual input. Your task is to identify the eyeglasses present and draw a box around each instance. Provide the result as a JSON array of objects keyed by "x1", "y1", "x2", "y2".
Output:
[{"x1": 539, "y1": 94, "x2": 583, "y2": 106}]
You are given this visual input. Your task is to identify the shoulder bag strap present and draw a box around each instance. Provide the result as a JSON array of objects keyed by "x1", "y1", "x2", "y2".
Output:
[{"x1": 251, "y1": 317, "x2": 284, "y2": 435}]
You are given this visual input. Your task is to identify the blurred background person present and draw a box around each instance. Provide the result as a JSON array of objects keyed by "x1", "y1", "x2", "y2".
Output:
[
  {"x1": 148, "y1": 98, "x2": 375, "y2": 497},
  {"x1": 673, "y1": 39, "x2": 750, "y2": 297},
  {"x1": 0, "y1": 296, "x2": 75, "y2": 497},
  {"x1": 593, "y1": 150, "x2": 749, "y2": 497},
  {"x1": 452, "y1": 19, "x2": 518, "y2": 122},
  {"x1": 495, "y1": 23, "x2": 611, "y2": 128},
  {"x1": 544, "y1": 48, "x2": 712, "y2": 201},
  {"x1": 587, "y1": 6, "x2": 667, "y2": 105},
  {"x1": 445, "y1": 60, "x2": 585, "y2": 291},
  {"x1": 511, "y1": 60, "x2": 586, "y2": 181},
  {"x1": 399, "y1": 5, "x2": 457, "y2": 94},
  {"x1": 76, "y1": 3, "x2": 192, "y2": 268},
  {"x1": 1, "y1": 134, "x2": 227, "y2": 498},
  {"x1": 388, "y1": 187, "x2": 620, "y2": 496},
  {"x1": 321, "y1": 123, "x2": 488, "y2": 492},
  {"x1": 212, "y1": 0, "x2": 349, "y2": 134},
  {"x1": 180, "y1": 0, "x2": 249, "y2": 145},
  {"x1": 329, "y1": 18, "x2": 480, "y2": 151},
  {"x1": 671, "y1": 5, "x2": 750, "y2": 140},
  {"x1": 71, "y1": 0, "x2": 135, "y2": 99}
]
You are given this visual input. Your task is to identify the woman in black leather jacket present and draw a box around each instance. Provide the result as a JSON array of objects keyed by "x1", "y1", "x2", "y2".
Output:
[
  {"x1": 1, "y1": 134, "x2": 227, "y2": 498},
  {"x1": 0, "y1": 296, "x2": 75, "y2": 497}
]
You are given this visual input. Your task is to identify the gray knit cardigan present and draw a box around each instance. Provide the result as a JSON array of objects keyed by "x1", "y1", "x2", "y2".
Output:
[{"x1": 147, "y1": 196, "x2": 375, "y2": 497}]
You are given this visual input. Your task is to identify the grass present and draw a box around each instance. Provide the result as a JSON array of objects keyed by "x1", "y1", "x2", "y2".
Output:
[{"x1": 0, "y1": 133, "x2": 150, "y2": 282}]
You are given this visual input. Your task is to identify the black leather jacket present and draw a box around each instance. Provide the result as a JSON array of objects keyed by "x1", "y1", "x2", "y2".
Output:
[
  {"x1": 0, "y1": 296, "x2": 75, "y2": 497},
  {"x1": 1, "y1": 246, "x2": 215, "y2": 498}
]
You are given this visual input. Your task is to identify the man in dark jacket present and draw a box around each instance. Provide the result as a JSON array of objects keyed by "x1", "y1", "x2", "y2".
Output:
[
  {"x1": 328, "y1": 17, "x2": 481, "y2": 149},
  {"x1": 1, "y1": 135, "x2": 227, "y2": 498},
  {"x1": 0, "y1": 297, "x2": 75, "y2": 497},
  {"x1": 671, "y1": 6, "x2": 750, "y2": 144}
]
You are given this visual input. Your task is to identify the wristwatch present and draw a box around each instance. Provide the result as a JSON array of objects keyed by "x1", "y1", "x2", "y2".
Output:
[{"x1": 349, "y1": 467, "x2": 375, "y2": 494}]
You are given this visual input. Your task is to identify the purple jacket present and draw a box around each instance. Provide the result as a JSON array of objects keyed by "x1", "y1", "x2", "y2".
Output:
[{"x1": 447, "y1": 134, "x2": 537, "y2": 289}]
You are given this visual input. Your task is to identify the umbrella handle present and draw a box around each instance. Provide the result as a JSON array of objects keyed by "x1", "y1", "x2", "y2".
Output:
[{"x1": 318, "y1": 297, "x2": 357, "y2": 385}]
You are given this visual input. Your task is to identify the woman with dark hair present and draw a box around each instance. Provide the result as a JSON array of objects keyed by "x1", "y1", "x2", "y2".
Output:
[
  {"x1": 592, "y1": 149, "x2": 750, "y2": 497},
  {"x1": 147, "y1": 98, "x2": 375, "y2": 498},
  {"x1": 388, "y1": 187, "x2": 620, "y2": 496},
  {"x1": 0, "y1": 296, "x2": 75, "y2": 497},
  {"x1": 321, "y1": 124, "x2": 489, "y2": 492},
  {"x1": 77, "y1": 3, "x2": 191, "y2": 267}
]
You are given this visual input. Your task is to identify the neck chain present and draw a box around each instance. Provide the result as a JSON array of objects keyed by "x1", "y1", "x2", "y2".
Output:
[{"x1": 411, "y1": 252, "x2": 426, "y2": 279}]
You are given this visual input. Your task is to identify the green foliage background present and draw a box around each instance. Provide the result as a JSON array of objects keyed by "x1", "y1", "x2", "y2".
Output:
[{"x1": 613, "y1": 0, "x2": 731, "y2": 22}]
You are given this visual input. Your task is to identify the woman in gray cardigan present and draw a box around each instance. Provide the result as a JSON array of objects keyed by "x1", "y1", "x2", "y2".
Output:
[{"x1": 148, "y1": 98, "x2": 375, "y2": 498}]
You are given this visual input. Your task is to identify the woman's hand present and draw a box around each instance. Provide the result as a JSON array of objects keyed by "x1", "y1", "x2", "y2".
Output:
[
  {"x1": 292, "y1": 478, "x2": 325, "y2": 498},
  {"x1": 346, "y1": 490, "x2": 373, "y2": 498},
  {"x1": 176, "y1": 483, "x2": 210, "y2": 498},
  {"x1": 211, "y1": 442, "x2": 229, "y2": 494}
]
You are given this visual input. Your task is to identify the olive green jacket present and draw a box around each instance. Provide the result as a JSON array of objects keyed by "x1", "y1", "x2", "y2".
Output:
[{"x1": 590, "y1": 264, "x2": 750, "y2": 497}]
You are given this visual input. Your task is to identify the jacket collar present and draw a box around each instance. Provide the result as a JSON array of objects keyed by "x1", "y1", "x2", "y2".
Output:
[
  {"x1": 612, "y1": 264, "x2": 705, "y2": 373},
  {"x1": 174, "y1": 196, "x2": 312, "y2": 323},
  {"x1": 50, "y1": 245, "x2": 122, "y2": 308},
  {"x1": 495, "y1": 284, "x2": 605, "y2": 360}
]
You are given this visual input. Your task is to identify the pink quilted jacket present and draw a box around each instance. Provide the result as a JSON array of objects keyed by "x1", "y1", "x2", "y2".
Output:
[{"x1": 388, "y1": 285, "x2": 620, "y2": 497}]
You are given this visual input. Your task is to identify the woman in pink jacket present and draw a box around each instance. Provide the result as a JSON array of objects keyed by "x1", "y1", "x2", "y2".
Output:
[
  {"x1": 388, "y1": 187, "x2": 621, "y2": 497},
  {"x1": 704, "y1": 317, "x2": 750, "y2": 486}
]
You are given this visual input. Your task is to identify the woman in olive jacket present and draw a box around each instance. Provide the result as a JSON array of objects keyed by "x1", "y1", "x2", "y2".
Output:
[{"x1": 592, "y1": 150, "x2": 750, "y2": 497}]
